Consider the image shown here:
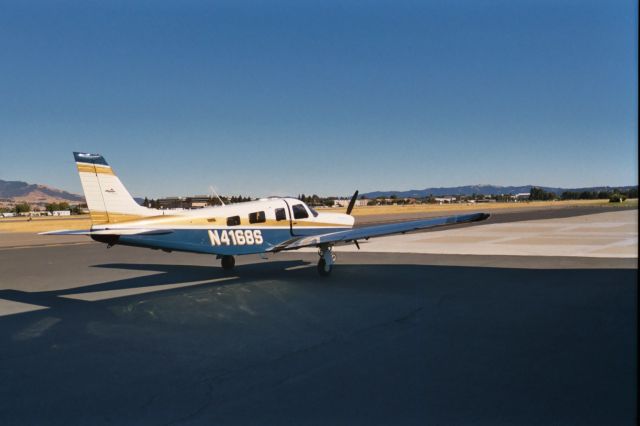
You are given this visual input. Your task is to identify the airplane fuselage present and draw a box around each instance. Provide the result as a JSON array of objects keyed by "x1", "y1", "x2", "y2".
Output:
[{"x1": 90, "y1": 197, "x2": 355, "y2": 255}]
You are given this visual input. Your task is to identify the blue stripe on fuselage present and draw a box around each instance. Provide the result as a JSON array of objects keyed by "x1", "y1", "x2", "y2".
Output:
[{"x1": 116, "y1": 227, "x2": 347, "y2": 255}]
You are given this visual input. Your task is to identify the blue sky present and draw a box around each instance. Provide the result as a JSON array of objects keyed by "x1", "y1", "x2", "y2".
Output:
[{"x1": 0, "y1": 0, "x2": 636, "y2": 198}]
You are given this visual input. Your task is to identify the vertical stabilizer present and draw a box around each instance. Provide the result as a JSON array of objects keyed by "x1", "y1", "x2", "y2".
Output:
[{"x1": 73, "y1": 152, "x2": 155, "y2": 224}]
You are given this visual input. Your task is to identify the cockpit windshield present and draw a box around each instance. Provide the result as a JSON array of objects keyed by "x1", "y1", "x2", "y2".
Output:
[
  {"x1": 292, "y1": 204, "x2": 309, "y2": 219},
  {"x1": 308, "y1": 207, "x2": 319, "y2": 217}
]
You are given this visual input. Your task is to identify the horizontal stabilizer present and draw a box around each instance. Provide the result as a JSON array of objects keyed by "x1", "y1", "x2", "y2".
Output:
[{"x1": 39, "y1": 229, "x2": 93, "y2": 236}]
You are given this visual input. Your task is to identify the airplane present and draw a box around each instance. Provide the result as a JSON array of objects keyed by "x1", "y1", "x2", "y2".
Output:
[{"x1": 41, "y1": 152, "x2": 490, "y2": 276}]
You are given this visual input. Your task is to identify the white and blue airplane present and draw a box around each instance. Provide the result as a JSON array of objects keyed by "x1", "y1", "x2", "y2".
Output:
[{"x1": 42, "y1": 153, "x2": 490, "y2": 276}]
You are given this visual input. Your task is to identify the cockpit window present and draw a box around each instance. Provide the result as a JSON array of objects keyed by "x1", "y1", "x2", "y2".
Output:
[
  {"x1": 226, "y1": 216, "x2": 241, "y2": 226},
  {"x1": 292, "y1": 204, "x2": 309, "y2": 219},
  {"x1": 309, "y1": 207, "x2": 319, "y2": 217}
]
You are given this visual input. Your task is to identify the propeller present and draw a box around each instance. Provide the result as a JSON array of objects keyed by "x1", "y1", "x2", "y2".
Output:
[
  {"x1": 346, "y1": 190, "x2": 359, "y2": 215},
  {"x1": 345, "y1": 190, "x2": 360, "y2": 250}
]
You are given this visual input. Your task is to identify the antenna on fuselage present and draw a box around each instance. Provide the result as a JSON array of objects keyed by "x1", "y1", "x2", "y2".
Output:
[{"x1": 209, "y1": 185, "x2": 226, "y2": 206}]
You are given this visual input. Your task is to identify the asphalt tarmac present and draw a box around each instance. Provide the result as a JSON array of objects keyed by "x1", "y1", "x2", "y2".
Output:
[
  {"x1": 0, "y1": 207, "x2": 637, "y2": 425},
  {"x1": 354, "y1": 203, "x2": 637, "y2": 227}
]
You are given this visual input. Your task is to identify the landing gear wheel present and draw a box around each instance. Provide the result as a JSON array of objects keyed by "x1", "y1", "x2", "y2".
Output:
[
  {"x1": 317, "y1": 245, "x2": 335, "y2": 276},
  {"x1": 317, "y1": 258, "x2": 332, "y2": 276},
  {"x1": 221, "y1": 255, "x2": 235, "y2": 270}
]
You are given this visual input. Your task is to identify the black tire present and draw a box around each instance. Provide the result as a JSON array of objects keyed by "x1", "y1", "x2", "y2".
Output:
[
  {"x1": 317, "y1": 258, "x2": 332, "y2": 276},
  {"x1": 221, "y1": 255, "x2": 235, "y2": 270}
]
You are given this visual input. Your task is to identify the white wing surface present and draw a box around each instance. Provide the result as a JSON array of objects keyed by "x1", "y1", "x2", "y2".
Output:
[{"x1": 270, "y1": 212, "x2": 490, "y2": 251}]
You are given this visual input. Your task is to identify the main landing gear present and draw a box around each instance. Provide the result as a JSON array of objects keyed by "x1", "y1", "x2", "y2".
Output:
[
  {"x1": 220, "y1": 255, "x2": 235, "y2": 270},
  {"x1": 317, "y1": 246, "x2": 336, "y2": 277}
]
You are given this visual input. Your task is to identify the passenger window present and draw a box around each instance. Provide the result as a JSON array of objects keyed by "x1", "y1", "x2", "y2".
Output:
[
  {"x1": 226, "y1": 216, "x2": 241, "y2": 226},
  {"x1": 275, "y1": 208, "x2": 286, "y2": 221},
  {"x1": 292, "y1": 204, "x2": 309, "y2": 219},
  {"x1": 249, "y1": 211, "x2": 266, "y2": 224}
]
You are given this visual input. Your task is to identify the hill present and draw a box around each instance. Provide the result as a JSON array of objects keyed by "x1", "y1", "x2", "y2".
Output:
[
  {"x1": 0, "y1": 179, "x2": 84, "y2": 203},
  {"x1": 362, "y1": 185, "x2": 638, "y2": 198}
]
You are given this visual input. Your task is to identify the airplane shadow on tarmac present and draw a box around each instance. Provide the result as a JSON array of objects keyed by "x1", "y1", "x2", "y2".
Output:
[
  {"x1": 0, "y1": 261, "x2": 636, "y2": 426},
  {"x1": 0, "y1": 260, "x2": 308, "y2": 314}
]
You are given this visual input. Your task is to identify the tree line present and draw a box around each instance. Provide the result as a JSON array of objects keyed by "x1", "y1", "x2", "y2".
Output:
[
  {"x1": 142, "y1": 195, "x2": 254, "y2": 209},
  {"x1": 297, "y1": 194, "x2": 335, "y2": 207},
  {"x1": 0, "y1": 201, "x2": 83, "y2": 214},
  {"x1": 529, "y1": 187, "x2": 637, "y2": 202}
]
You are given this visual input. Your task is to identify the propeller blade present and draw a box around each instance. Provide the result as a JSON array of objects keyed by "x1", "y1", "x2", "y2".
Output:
[{"x1": 346, "y1": 190, "x2": 359, "y2": 215}]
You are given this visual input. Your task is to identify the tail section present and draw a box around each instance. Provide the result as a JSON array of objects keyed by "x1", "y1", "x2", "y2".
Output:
[{"x1": 74, "y1": 152, "x2": 156, "y2": 224}]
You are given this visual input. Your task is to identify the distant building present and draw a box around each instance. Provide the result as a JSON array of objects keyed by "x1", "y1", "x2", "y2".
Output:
[
  {"x1": 333, "y1": 199, "x2": 369, "y2": 208},
  {"x1": 158, "y1": 197, "x2": 186, "y2": 209},
  {"x1": 51, "y1": 210, "x2": 71, "y2": 216},
  {"x1": 187, "y1": 196, "x2": 211, "y2": 209},
  {"x1": 434, "y1": 197, "x2": 457, "y2": 204},
  {"x1": 513, "y1": 193, "x2": 530, "y2": 201},
  {"x1": 157, "y1": 196, "x2": 216, "y2": 209}
]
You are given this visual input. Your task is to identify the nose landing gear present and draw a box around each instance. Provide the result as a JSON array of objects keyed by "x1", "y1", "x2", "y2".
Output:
[{"x1": 317, "y1": 246, "x2": 336, "y2": 276}]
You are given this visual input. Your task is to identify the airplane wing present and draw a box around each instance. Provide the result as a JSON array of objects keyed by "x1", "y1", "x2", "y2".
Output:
[
  {"x1": 269, "y1": 212, "x2": 490, "y2": 251},
  {"x1": 39, "y1": 229, "x2": 173, "y2": 236}
]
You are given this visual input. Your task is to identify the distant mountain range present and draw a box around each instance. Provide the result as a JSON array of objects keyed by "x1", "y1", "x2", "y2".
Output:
[
  {"x1": 0, "y1": 179, "x2": 84, "y2": 203},
  {"x1": 1, "y1": 178, "x2": 636, "y2": 204},
  {"x1": 362, "y1": 185, "x2": 638, "y2": 198}
]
